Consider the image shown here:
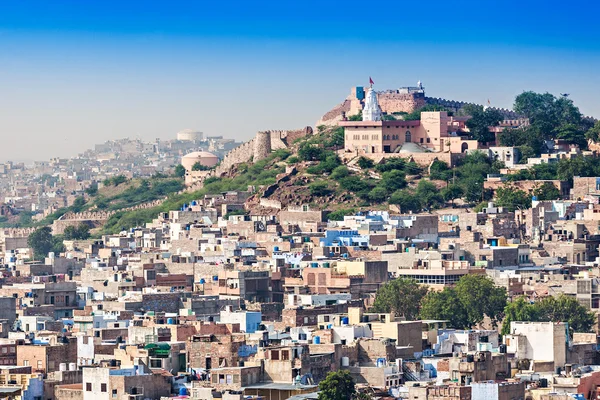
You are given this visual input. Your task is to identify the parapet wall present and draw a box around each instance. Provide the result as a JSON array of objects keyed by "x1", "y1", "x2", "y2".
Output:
[{"x1": 425, "y1": 97, "x2": 520, "y2": 119}]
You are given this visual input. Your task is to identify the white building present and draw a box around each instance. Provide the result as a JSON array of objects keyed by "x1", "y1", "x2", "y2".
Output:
[{"x1": 504, "y1": 321, "x2": 567, "y2": 369}]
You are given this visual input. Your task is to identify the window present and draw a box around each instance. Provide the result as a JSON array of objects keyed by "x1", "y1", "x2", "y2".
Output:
[
  {"x1": 23, "y1": 360, "x2": 29, "y2": 366},
  {"x1": 112, "y1": 390, "x2": 118, "y2": 398},
  {"x1": 86, "y1": 383, "x2": 92, "y2": 392},
  {"x1": 37, "y1": 360, "x2": 43, "y2": 369},
  {"x1": 100, "y1": 384, "x2": 107, "y2": 393}
]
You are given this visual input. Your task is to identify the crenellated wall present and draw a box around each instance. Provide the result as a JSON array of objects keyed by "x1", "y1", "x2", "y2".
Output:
[{"x1": 213, "y1": 127, "x2": 312, "y2": 177}]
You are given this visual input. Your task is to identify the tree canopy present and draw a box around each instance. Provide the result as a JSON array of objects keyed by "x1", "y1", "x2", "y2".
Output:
[
  {"x1": 501, "y1": 295, "x2": 595, "y2": 335},
  {"x1": 63, "y1": 224, "x2": 91, "y2": 240},
  {"x1": 463, "y1": 105, "x2": 503, "y2": 144},
  {"x1": 371, "y1": 278, "x2": 429, "y2": 320},
  {"x1": 495, "y1": 185, "x2": 532, "y2": 212},
  {"x1": 27, "y1": 227, "x2": 65, "y2": 260},
  {"x1": 533, "y1": 182, "x2": 560, "y2": 201},
  {"x1": 318, "y1": 370, "x2": 357, "y2": 400},
  {"x1": 420, "y1": 275, "x2": 507, "y2": 328}
]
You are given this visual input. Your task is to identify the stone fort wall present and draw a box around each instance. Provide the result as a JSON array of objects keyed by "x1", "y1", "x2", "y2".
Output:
[{"x1": 213, "y1": 127, "x2": 312, "y2": 177}]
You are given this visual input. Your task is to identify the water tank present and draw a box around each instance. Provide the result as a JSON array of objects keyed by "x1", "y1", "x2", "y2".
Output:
[
  {"x1": 466, "y1": 354, "x2": 474, "y2": 362},
  {"x1": 167, "y1": 318, "x2": 175, "y2": 325},
  {"x1": 48, "y1": 252, "x2": 55, "y2": 259},
  {"x1": 274, "y1": 246, "x2": 279, "y2": 252},
  {"x1": 341, "y1": 317, "x2": 349, "y2": 325},
  {"x1": 311, "y1": 262, "x2": 318, "y2": 268},
  {"x1": 178, "y1": 387, "x2": 188, "y2": 396},
  {"x1": 361, "y1": 316, "x2": 369, "y2": 323},
  {"x1": 199, "y1": 278, "x2": 206, "y2": 284},
  {"x1": 465, "y1": 376, "x2": 472, "y2": 385},
  {"x1": 341, "y1": 357, "x2": 350, "y2": 367},
  {"x1": 313, "y1": 336, "x2": 321, "y2": 344},
  {"x1": 532, "y1": 196, "x2": 538, "y2": 201},
  {"x1": 499, "y1": 344, "x2": 507, "y2": 353},
  {"x1": 212, "y1": 276, "x2": 218, "y2": 281},
  {"x1": 323, "y1": 262, "x2": 330, "y2": 268},
  {"x1": 68, "y1": 363, "x2": 77, "y2": 371},
  {"x1": 376, "y1": 358, "x2": 386, "y2": 368},
  {"x1": 539, "y1": 378, "x2": 548, "y2": 388},
  {"x1": 59, "y1": 363, "x2": 67, "y2": 371}
]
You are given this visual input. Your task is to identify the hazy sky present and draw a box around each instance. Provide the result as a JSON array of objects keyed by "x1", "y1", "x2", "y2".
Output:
[{"x1": 1, "y1": 0, "x2": 599, "y2": 162}]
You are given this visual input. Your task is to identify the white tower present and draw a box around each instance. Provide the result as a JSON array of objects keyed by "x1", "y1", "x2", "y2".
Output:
[{"x1": 362, "y1": 87, "x2": 382, "y2": 121}]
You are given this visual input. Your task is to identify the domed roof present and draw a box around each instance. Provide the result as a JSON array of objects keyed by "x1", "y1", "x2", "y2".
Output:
[
  {"x1": 182, "y1": 151, "x2": 218, "y2": 159},
  {"x1": 177, "y1": 128, "x2": 199, "y2": 135},
  {"x1": 395, "y1": 142, "x2": 429, "y2": 154}
]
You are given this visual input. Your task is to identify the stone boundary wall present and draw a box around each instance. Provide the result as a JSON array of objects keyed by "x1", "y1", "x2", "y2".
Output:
[
  {"x1": 213, "y1": 127, "x2": 312, "y2": 177},
  {"x1": 377, "y1": 91, "x2": 426, "y2": 114},
  {"x1": 259, "y1": 199, "x2": 282, "y2": 209},
  {"x1": 0, "y1": 228, "x2": 36, "y2": 239},
  {"x1": 425, "y1": 97, "x2": 520, "y2": 119}
]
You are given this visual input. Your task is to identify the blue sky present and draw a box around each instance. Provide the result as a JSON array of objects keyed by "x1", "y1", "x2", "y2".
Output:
[{"x1": 1, "y1": 0, "x2": 599, "y2": 161}]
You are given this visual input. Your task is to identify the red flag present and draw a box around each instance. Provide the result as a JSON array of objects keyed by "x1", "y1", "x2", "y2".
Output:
[{"x1": 369, "y1": 77, "x2": 374, "y2": 86}]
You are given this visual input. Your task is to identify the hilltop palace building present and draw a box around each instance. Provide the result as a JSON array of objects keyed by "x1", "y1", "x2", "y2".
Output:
[{"x1": 339, "y1": 84, "x2": 480, "y2": 166}]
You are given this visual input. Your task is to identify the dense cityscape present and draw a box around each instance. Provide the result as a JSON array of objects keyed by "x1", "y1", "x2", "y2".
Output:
[{"x1": 0, "y1": 80, "x2": 599, "y2": 400}]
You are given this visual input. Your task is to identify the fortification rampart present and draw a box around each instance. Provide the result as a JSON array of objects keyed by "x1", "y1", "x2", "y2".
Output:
[
  {"x1": 425, "y1": 97, "x2": 520, "y2": 119},
  {"x1": 213, "y1": 127, "x2": 312, "y2": 177},
  {"x1": 377, "y1": 92, "x2": 426, "y2": 114}
]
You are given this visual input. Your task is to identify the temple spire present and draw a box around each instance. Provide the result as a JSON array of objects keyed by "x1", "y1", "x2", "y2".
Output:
[{"x1": 362, "y1": 84, "x2": 382, "y2": 122}]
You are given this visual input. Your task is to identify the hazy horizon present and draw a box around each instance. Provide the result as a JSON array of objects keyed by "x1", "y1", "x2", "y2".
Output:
[{"x1": 1, "y1": 0, "x2": 599, "y2": 163}]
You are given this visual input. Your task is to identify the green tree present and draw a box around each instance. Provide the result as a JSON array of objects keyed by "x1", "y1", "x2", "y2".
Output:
[
  {"x1": 585, "y1": 121, "x2": 600, "y2": 143},
  {"x1": 309, "y1": 181, "x2": 331, "y2": 197},
  {"x1": 556, "y1": 123, "x2": 586, "y2": 148},
  {"x1": 454, "y1": 275, "x2": 507, "y2": 327},
  {"x1": 533, "y1": 182, "x2": 560, "y2": 201},
  {"x1": 441, "y1": 184, "x2": 464, "y2": 206},
  {"x1": 357, "y1": 157, "x2": 374, "y2": 170},
  {"x1": 318, "y1": 370, "x2": 356, "y2": 400},
  {"x1": 371, "y1": 278, "x2": 429, "y2": 320},
  {"x1": 537, "y1": 294, "x2": 595, "y2": 333},
  {"x1": 85, "y1": 182, "x2": 99, "y2": 196},
  {"x1": 63, "y1": 224, "x2": 91, "y2": 240},
  {"x1": 327, "y1": 127, "x2": 345, "y2": 149},
  {"x1": 514, "y1": 91, "x2": 583, "y2": 139},
  {"x1": 192, "y1": 162, "x2": 211, "y2": 171},
  {"x1": 28, "y1": 227, "x2": 58, "y2": 260},
  {"x1": 429, "y1": 160, "x2": 451, "y2": 181},
  {"x1": 71, "y1": 197, "x2": 86, "y2": 213},
  {"x1": 464, "y1": 105, "x2": 503, "y2": 144},
  {"x1": 390, "y1": 190, "x2": 421, "y2": 213},
  {"x1": 502, "y1": 294, "x2": 595, "y2": 335},
  {"x1": 327, "y1": 208, "x2": 355, "y2": 221},
  {"x1": 380, "y1": 170, "x2": 407, "y2": 193},
  {"x1": 420, "y1": 288, "x2": 470, "y2": 329},
  {"x1": 174, "y1": 164, "x2": 186, "y2": 177},
  {"x1": 416, "y1": 180, "x2": 443, "y2": 210},
  {"x1": 298, "y1": 145, "x2": 325, "y2": 161},
  {"x1": 501, "y1": 297, "x2": 540, "y2": 335},
  {"x1": 495, "y1": 185, "x2": 532, "y2": 211},
  {"x1": 330, "y1": 166, "x2": 349, "y2": 180},
  {"x1": 368, "y1": 187, "x2": 388, "y2": 203}
]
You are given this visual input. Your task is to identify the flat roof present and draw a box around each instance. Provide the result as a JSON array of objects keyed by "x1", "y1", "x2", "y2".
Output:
[{"x1": 244, "y1": 383, "x2": 317, "y2": 390}]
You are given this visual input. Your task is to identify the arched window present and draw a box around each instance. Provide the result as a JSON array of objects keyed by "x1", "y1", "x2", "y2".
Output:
[{"x1": 405, "y1": 131, "x2": 412, "y2": 143}]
